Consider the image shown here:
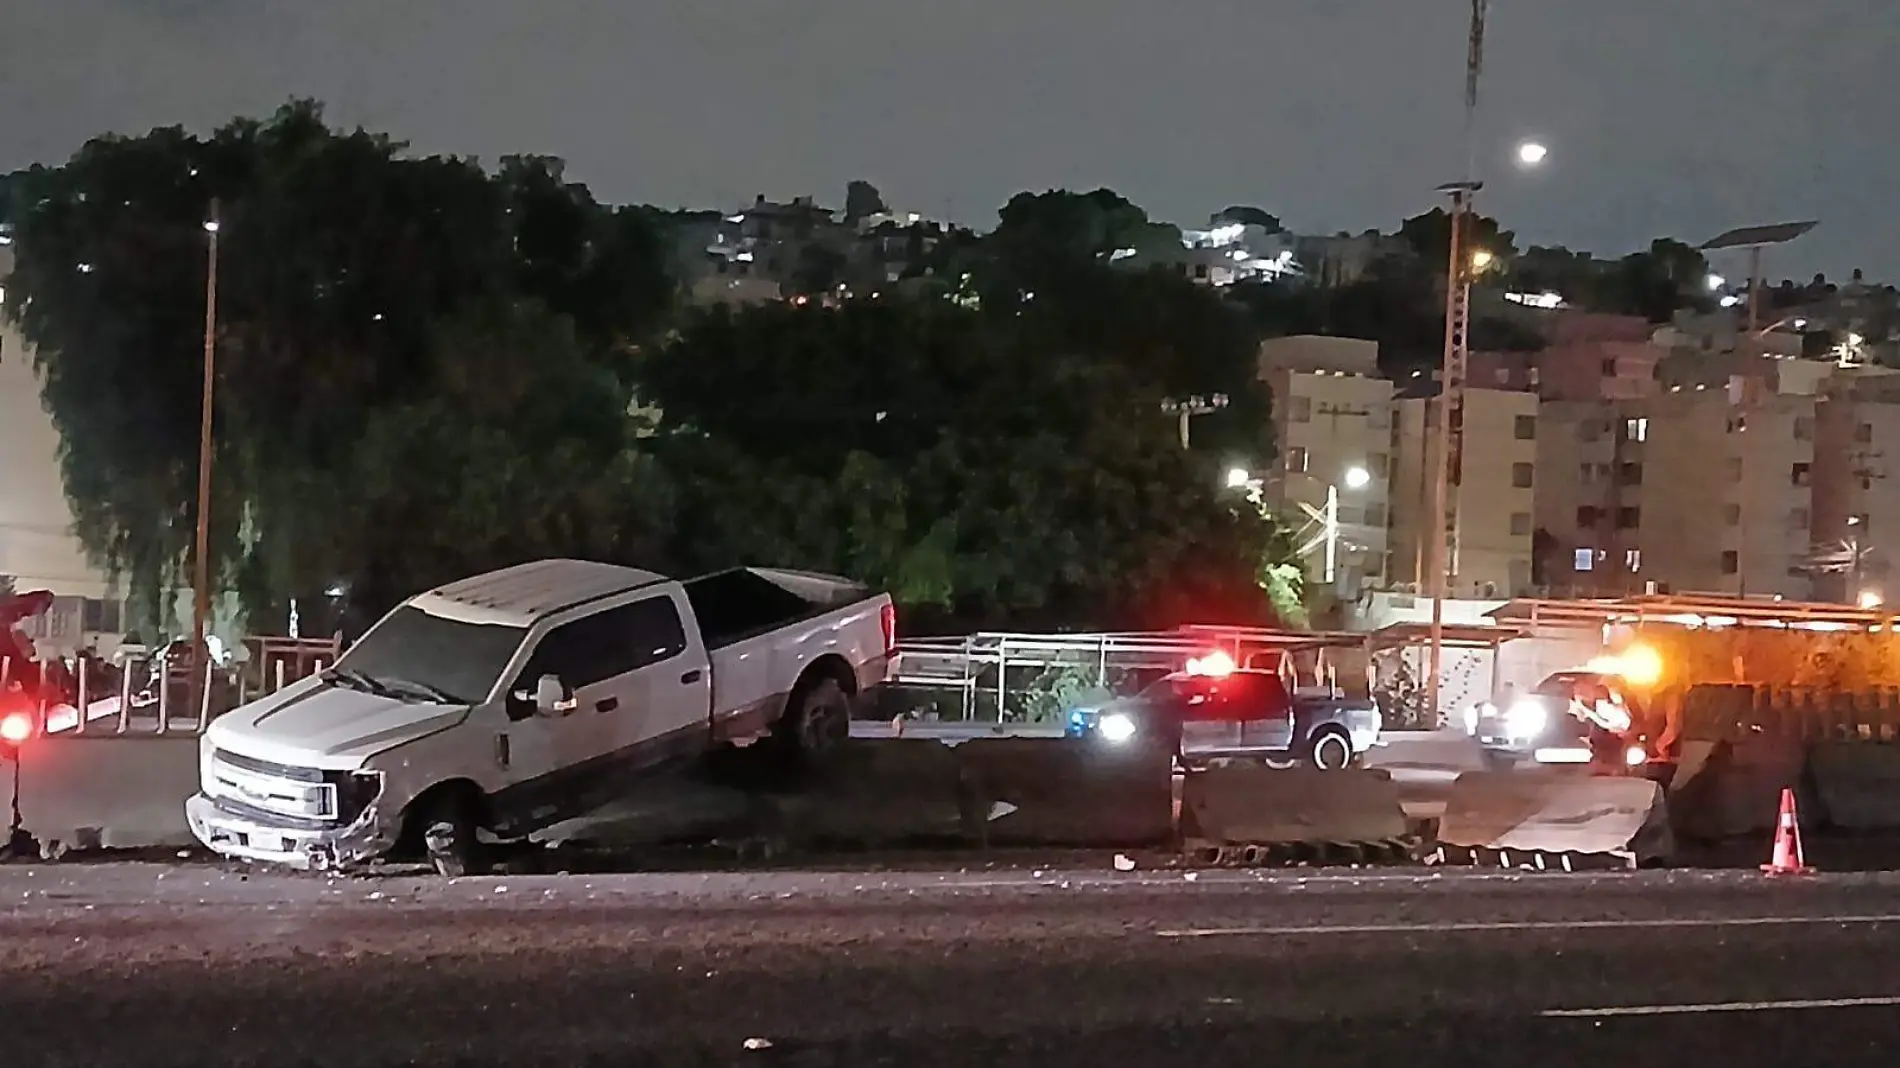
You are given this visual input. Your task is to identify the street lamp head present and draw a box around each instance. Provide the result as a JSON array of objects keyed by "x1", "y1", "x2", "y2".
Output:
[
  {"x1": 1706, "y1": 273, "x2": 1726, "y2": 292},
  {"x1": 1470, "y1": 249, "x2": 1495, "y2": 272},
  {"x1": 203, "y1": 219, "x2": 221, "y2": 234},
  {"x1": 1515, "y1": 141, "x2": 1548, "y2": 167},
  {"x1": 1343, "y1": 466, "x2": 1372, "y2": 490},
  {"x1": 1225, "y1": 467, "x2": 1252, "y2": 489}
]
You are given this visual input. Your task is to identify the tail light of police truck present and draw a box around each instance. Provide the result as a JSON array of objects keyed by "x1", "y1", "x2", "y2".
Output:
[{"x1": 880, "y1": 602, "x2": 897, "y2": 657}]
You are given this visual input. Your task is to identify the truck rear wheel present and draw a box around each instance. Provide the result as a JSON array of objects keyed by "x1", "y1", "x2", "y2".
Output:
[
  {"x1": 1307, "y1": 727, "x2": 1355, "y2": 771},
  {"x1": 775, "y1": 675, "x2": 851, "y2": 762}
]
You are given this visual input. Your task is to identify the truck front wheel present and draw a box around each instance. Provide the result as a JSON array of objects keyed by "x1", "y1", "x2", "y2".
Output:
[
  {"x1": 415, "y1": 790, "x2": 487, "y2": 878},
  {"x1": 775, "y1": 675, "x2": 851, "y2": 762}
]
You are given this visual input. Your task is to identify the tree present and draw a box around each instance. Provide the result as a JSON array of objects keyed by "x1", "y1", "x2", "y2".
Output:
[
  {"x1": 1214, "y1": 206, "x2": 1283, "y2": 233},
  {"x1": 1399, "y1": 208, "x2": 1518, "y2": 271},
  {"x1": 3, "y1": 101, "x2": 677, "y2": 632},
  {"x1": 638, "y1": 295, "x2": 1295, "y2": 631},
  {"x1": 843, "y1": 179, "x2": 887, "y2": 225}
]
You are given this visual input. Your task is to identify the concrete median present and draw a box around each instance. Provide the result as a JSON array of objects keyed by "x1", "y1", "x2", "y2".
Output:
[
  {"x1": 1809, "y1": 742, "x2": 1900, "y2": 830},
  {"x1": 1436, "y1": 772, "x2": 1674, "y2": 866},
  {"x1": 1178, "y1": 767, "x2": 1409, "y2": 849},
  {"x1": 1665, "y1": 733, "x2": 1807, "y2": 842},
  {"x1": 956, "y1": 738, "x2": 1173, "y2": 848},
  {"x1": 779, "y1": 739, "x2": 978, "y2": 847},
  {"x1": 1361, "y1": 730, "x2": 1489, "y2": 782},
  {"x1": 11, "y1": 735, "x2": 200, "y2": 850}
]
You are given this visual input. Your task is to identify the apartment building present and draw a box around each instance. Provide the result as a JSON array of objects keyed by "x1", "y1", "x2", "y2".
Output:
[
  {"x1": 1533, "y1": 400, "x2": 1647, "y2": 596},
  {"x1": 1258, "y1": 336, "x2": 1393, "y2": 598},
  {"x1": 1389, "y1": 384, "x2": 1538, "y2": 599},
  {"x1": 1635, "y1": 387, "x2": 1818, "y2": 597},
  {"x1": 1468, "y1": 312, "x2": 1669, "y2": 402},
  {"x1": 1811, "y1": 374, "x2": 1900, "y2": 603}
]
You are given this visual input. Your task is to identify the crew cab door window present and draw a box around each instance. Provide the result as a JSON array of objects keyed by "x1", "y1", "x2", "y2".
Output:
[
  {"x1": 1166, "y1": 676, "x2": 1244, "y2": 755},
  {"x1": 1235, "y1": 673, "x2": 1296, "y2": 751}
]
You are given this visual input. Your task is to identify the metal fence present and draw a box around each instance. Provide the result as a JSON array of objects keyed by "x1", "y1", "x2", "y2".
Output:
[
  {"x1": 1, "y1": 635, "x2": 341, "y2": 740},
  {"x1": 885, "y1": 628, "x2": 1359, "y2": 723}
]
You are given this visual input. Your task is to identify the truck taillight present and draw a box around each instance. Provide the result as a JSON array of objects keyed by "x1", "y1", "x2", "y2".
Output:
[{"x1": 880, "y1": 602, "x2": 897, "y2": 655}]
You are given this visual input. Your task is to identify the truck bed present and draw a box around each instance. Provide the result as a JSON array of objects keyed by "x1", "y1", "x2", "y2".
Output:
[
  {"x1": 682, "y1": 568, "x2": 872, "y2": 652},
  {"x1": 687, "y1": 568, "x2": 889, "y2": 743}
]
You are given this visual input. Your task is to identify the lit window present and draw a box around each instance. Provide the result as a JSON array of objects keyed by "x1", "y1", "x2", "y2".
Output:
[
  {"x1": 1574, "y1": 549, "x2": 1595, "y2": 572},
  {"x1": 1286, "y1": 446, "x2": 1308, "y2": 473},
  {"x1": 1625, "y1": 417, "x2": 1648, "y2": 442},
  {"x1": 1625, "y1": 549, "x2": 1641, "y2": 573}
]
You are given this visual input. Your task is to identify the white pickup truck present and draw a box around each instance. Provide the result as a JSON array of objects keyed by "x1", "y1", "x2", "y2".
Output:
[{"x1": 185, "y1": 560, "x2": 895, "y2": 873}]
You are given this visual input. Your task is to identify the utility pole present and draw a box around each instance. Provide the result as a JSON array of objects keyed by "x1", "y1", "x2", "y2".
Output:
[
  {"x1": 1426, "y1": 0, "x2": 1487, "y2": 726},
  {"x1": 191, "y1": 200, "x2": 220, "y2": 717},
  {"x1": 1161, "y1": 394, "x2": 1229, "y2": 449}
]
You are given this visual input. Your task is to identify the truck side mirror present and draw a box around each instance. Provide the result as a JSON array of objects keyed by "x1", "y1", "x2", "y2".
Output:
[{"x1": 533, "y1": 674, "x2": 574, "y2": 716}]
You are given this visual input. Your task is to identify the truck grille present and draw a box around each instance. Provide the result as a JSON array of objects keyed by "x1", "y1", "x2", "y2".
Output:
[
  {"x1": 211, "y1": 748, "x2": 324, "y2": 783},
  {"x1": 207, "y1": 751, "x2": 336, "y2": 821}
]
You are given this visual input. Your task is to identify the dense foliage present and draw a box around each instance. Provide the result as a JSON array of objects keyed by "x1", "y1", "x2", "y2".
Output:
[{"x1": 3, "y1": 103, "x2": 1311, "y2": 636}]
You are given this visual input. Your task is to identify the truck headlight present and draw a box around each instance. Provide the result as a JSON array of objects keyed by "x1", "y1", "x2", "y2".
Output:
[
  {"x1": 1098, "y1": 713, "x2": 1137, "y2": 743},
  {"x1": 1503, "y1": 700, "x2": 1547, "y2": 738}
]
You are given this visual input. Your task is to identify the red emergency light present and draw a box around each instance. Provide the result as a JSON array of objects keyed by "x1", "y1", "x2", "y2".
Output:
[
  {"x1": 1184, "y1": 650, "x2": 1237, "y2": 678},
  {"x1": 0, "y1": 710, "x2": 32, "y2": 746}
]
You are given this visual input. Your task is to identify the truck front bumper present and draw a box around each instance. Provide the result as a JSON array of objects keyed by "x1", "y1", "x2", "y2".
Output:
[{"x1": 185, "y1": 793, "x2": 395, "y2": 871}]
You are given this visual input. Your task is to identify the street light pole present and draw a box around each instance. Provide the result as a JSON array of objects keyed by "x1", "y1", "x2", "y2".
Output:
[
  {"x1": 191, "y1": 200, "x2": 220, "y2": 713},
  {"x1": 1324, "y1": 484, "x2": 1340, "y2": 584}
]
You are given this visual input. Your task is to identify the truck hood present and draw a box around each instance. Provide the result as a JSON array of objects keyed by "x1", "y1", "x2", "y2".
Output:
[{"x1": 206, "y1": 674, "x2": 470, "y2": 770}]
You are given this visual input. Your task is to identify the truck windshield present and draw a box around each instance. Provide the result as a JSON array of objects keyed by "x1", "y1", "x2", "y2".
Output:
[{"x1": 335, "y1": 606, "x2": 526, "y2": 705}]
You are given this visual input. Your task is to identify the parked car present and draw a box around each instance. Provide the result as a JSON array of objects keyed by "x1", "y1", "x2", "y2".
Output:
[
  {"x1": 186, "y1": 560, "x2": 896, "y2": 874},
  {"x1": 1066, "y1": 653, "x2": 1380, "y2": 770}
]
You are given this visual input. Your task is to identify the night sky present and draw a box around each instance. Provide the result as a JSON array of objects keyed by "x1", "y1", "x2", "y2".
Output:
[{"x1": 8, "y1": 0, "x2": 1896, "y2": 280}]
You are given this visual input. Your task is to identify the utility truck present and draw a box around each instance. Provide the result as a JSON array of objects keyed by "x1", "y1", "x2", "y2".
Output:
[{"x1": 186, "y1": 560, "x2": 895, "y2": 873}]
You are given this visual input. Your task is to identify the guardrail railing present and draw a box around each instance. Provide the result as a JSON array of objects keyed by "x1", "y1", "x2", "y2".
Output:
[{"x1": 1, "y1": 635, "x2": 341, "y2": 741}]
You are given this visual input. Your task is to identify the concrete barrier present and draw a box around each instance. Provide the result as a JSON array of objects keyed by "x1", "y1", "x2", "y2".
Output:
[
  {"x1": 10, "y1": 736, "x2": 200, "y2": 849},
  {"x1": 783, "y1": 739, "x2": 977, "y2": 847},
  {"x1": 1809, "y1": 743, "x2": 1900, "y2": 830},
  {"x1": 1179, "y1": 767, "x2": 1409, "y2": 847},
  {"x1": 1437, "y1": 772, "x2": 1674, "y2": 865},
  {"x1": 1665, "y1": 734, "x2": 1807, "y2": 841},
  {"x1": 957, "y1": 738, "x2": 1173, "y2": 847},
  {"x1": 1363, "y1": 730, "x2": 1488, "y2": 783}
]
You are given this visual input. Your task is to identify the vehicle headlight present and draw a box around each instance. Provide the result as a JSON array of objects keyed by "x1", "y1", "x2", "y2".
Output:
[
  {"x1": 1624, "y1": 745, "x2": 1648, "y2": 767},
  {"x1": 1503, "y1": 699, "x2": 1547, "y2": 738},
  {"x1": 1098, "y1": 713, "x2": 1138, "y2": 743}
]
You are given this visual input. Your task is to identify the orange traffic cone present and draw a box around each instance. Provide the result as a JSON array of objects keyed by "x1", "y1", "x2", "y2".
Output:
[{"x1": 1761, "y1": 787, "x2": 1812, "y2": 875}]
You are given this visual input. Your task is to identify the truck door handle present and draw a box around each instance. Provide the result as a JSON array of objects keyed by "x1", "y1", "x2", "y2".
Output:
[
  {"x1": 680, "y1": 670, "x2": 703, "y2": 684},
  {"x1": 595, "y1": 697, "x2": 618, "y2": 713}
]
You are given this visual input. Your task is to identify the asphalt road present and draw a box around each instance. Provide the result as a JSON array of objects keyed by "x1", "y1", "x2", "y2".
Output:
[{"x1": 5, "y1": 862, "x2": 1900, "y2": 1067}]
